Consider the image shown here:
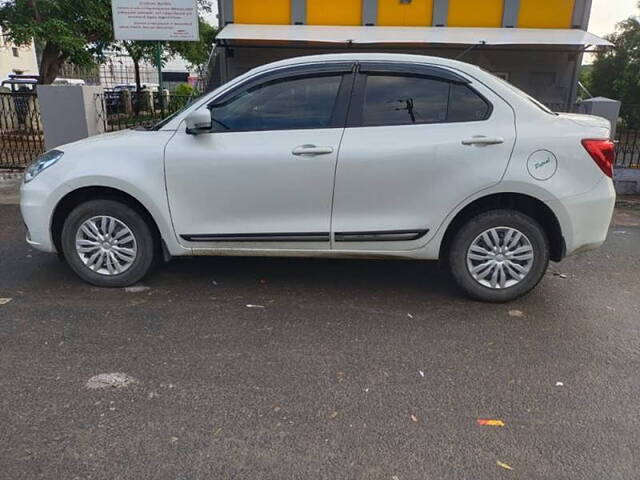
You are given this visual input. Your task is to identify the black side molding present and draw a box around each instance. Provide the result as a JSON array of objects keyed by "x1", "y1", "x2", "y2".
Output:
[
  {"x1": 334, "y1": 230, "x2": 429, "y2": 242},
  {"x1": 181, "y1": 232, "x2": 330, "y2": 242}
]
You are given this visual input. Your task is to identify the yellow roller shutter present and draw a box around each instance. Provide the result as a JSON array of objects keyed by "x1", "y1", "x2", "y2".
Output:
[
  {"x1": 448, "y1": 0, "x2": 503, "y2": 28},
  {"x1": 518, "y1": 0, "x2": 575, "y2": 29},
  {"x1": 233, "y1": 0, "x2": 291, "y2": 24},
  {"x1": 378, "y1": 0, "x2": 434, "y2": 27},
  {"x1": 307, "y1": 0, "x2": 362, "y2": 25}
]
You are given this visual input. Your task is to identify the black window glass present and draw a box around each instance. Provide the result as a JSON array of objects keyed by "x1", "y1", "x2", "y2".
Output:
[
  {"x1": 210, "y1": 75, "x2": 342, "y2": 131},
  {"x1": 448, "y1": 83, "x2": 491, "y2": 122},
  {"x1": 362, "y1": 75, "x2": 449, "y2": 127}
]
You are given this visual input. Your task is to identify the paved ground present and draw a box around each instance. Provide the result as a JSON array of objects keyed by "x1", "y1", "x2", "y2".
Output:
[{"x1": 1, "y1": 196, "x2": 639, "y2": 479}]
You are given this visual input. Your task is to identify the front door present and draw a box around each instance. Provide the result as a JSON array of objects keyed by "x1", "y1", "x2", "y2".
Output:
[
  {"x1": 165, "y1": 66, "x2": 353, "y2": 248},
  {"x1": 331, "y1": 64, "x2": 516, "y2": 249}
]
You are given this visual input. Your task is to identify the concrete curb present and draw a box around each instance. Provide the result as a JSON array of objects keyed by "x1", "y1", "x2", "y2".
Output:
[
  {"x1": 0, "y1": 171, "x2": 24, "y2": 183},
  {"x1": 0, "y1": 172, "x2": 22, "y2": 205}
]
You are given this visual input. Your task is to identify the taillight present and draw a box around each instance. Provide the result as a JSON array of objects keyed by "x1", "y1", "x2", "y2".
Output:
[{"x1": 581, "y1": 139, "x2": 615, "y2": 178}]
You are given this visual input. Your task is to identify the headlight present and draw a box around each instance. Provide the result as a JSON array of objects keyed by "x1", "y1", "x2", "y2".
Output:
[{"x1": 24, "y1": 150, "x2": 64, "y2": 183}]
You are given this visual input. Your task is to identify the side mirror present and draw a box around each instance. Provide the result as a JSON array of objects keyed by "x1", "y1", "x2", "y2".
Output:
[{"x1": 185, "y1": 109, "x2": 212, "y2": 135}]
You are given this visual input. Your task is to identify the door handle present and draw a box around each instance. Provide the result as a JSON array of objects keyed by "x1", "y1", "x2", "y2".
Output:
[
  {"x1": 292, "y1": 144, "x2": 334, "y2": 156},
  {"x1": 461, "y1": 136, "x2": 505, "y2": 146}
]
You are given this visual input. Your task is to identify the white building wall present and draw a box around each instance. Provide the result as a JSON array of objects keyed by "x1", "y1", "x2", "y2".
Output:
[{"x1": 0, "y1": 28, "x2": 39, "y2": 81}]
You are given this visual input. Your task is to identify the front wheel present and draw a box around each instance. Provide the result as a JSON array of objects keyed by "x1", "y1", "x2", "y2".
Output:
[
  {"x1": 61, "y1": 199, "x2": 156, "y2": 287},
  {"x1": 448, "y1": 210, "x2": 549, "y2": 302}
]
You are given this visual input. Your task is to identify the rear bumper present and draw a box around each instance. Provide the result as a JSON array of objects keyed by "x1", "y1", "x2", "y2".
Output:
[{"x1": 548, "y1": 177, "x2": 616, "y2": 257}]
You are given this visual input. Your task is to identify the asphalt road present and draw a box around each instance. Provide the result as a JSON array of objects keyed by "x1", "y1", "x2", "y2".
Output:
[{"x1": 1, "y1": 203, "x2": 639, "y2": 479}]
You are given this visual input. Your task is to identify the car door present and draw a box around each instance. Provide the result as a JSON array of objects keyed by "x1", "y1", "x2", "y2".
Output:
[
  {"x1": 331, "y1": 63, "x2": 516, "y2": 250},
  {"x1": 165, "y1": 63, "x2": 354, "y2": 249}
]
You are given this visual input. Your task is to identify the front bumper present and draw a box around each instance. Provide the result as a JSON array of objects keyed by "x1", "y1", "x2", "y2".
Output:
[
  {"x1": 20, "y1": 178, "x2": 65, "y2": 253},
  {"x1": 548, "y1": 176, "x2": 616, "y2": 257}
]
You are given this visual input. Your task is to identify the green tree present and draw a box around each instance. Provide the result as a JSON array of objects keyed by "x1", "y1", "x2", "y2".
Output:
[
  {"x1": 0, "y1": 0, "x2": 113, "y2": 84},
  {"x1": 589, "y1": 6, "x2": 640, "y2": 126},
  {"x1": 119, "y1": 41, "x2": 157, "y2": 92},
  {"x1": 166, "y1": 19, "x2": 218, "y2": 79}
]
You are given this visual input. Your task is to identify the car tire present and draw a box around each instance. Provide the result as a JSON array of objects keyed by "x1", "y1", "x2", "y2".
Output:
[
  {"x1": 448, "y1": 209, "x2": 549, "y2": 302},
  {"x1": 61, "y1": 199, "x2": 156, "y2": 287}
]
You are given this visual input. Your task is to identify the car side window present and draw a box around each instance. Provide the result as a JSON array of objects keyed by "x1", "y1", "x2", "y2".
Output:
[
  {"x1": 362, "y1": 75, "x2": 449, "y2": 127},
  {"x1": 361, "y1": 74, "x2": 491, "y2": 127},
  {"x1": 448, "y1": 83, "x2": 491, "y2": 122},
  {"x1": 209, "y1": 75, "x2": 343, "y2": 132}
]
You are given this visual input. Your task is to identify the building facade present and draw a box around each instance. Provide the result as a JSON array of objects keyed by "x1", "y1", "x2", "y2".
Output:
[
  {"x1": 0, "y1": 27, "x2": 38, "y2": 83},
  {"x1": 212, "y1": 0, "x2": 608, "y2": 109}
]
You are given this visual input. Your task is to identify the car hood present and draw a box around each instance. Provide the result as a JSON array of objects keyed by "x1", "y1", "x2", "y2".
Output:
[
  {"x1": 57, "y1": 129, "x2": 144, "y2": 152},
  {"x1": 55, "y1": 129, "x2": 175, "y2": 158}
]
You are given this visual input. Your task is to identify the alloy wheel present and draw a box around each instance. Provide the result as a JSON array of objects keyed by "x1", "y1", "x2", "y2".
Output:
[
  {"x1": 466, "y1": 226, "x2": 534, "y2": 289},
  {"x1": 74, "y1": 216, "x2": 138, "y2": 275}
]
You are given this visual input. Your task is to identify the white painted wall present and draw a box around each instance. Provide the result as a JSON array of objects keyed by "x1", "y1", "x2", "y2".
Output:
[
  {"x1": 38, "y1": 85, "x2": 105, "y2": 150},
  {"x1": 0, "y1": 28, "x2": 39, "y2": 81}
]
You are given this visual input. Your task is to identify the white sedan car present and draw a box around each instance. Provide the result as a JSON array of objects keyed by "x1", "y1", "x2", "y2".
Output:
[{"x1": 20, "y1": 54, "x2": 616, "y2": 302}]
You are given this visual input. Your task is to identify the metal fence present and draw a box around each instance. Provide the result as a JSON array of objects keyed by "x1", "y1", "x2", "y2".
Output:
[
  {"x1": 547, "y1": 102, "x2": 640, "y2": 168},
  {"x1": 2, "y1": 90, "x2": 639, "y2": 170},
  {"x1": 95, "y1": 91, "x2": 194, "y2": 132},
  {"x1": 614, "y1": 129, "x2": 640, "y2": 168},
  {"x1": 0, "y1": 92, "x2": 44, "y2": 169},
  {"x1": 616, "y1": 105, "x2": 640, "y2": 167}
]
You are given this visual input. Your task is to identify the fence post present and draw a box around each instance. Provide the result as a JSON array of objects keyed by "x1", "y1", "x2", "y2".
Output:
[
  {"x1": 38, "y1": 85, "x2": 105, "y2": 151},
  {"x1": 578, "y1": 97, "x2": 622, "y2": 139},
  {"x1": 121, "y1": 90, "x2": 132, "y2": 115}
]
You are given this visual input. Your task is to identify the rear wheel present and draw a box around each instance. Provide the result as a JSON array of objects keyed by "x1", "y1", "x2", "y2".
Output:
[
  {"x1": 448, "y1": 210, "x2": 549, "y2": 302},
  {"x1": 61, "y1": 199, "x2": 155, "y2": 287}
]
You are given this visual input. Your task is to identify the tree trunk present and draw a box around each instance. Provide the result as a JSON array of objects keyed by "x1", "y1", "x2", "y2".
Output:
[
  {"x1": 133, "y1": 58, "x2": 142, "y2": 92},
  {"x1": 38, "y1": 43, "x2": 68, "y2": 84},
  {"x1": 133, "y1": 57, "x2": 142, "y2": 116}
]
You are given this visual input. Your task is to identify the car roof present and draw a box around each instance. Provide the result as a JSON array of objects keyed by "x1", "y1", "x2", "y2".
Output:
[{"x1": 247, "y1": 53, "x2": 484, "y2": 76}]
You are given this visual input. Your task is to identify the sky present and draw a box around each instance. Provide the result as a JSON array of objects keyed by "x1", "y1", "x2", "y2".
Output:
[
  {"x1": 205, "y1": 0, "x2": 638, "y2": 34},
  {"x1": 588, "y1": 0, "x2": 638, "y2": 36}
]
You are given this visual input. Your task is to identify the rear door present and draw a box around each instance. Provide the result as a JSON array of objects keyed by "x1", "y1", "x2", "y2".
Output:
[{"x1": 331, "y1": 63, "x2": 516, "y2": 249}]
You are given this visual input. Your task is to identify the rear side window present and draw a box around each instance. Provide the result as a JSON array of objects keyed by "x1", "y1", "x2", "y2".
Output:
[
  {"x1": 210, "y1": 75, "x2": 343, "y2": 131},
  {"x1": 360, "y1": 74, "x2": 491, "y2": 127},
  {"x1": 363, "y1": 75, "x2": 449, "y2": 126},
  {"x1": 448, "y1": 83, "x2": 491, "y2": 122}
]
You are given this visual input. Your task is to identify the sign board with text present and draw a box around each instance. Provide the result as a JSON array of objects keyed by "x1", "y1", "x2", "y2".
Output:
[{"x1": 112, "y1": 0, "x2": 199, "y2": 41}]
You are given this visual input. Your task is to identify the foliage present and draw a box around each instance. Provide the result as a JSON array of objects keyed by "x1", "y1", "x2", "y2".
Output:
[
  {"x1": 119, "y1": 40, "x2": 158, "y2": 92},
  {"x1": 0, "y1": 0, "x2": 113, "y2": 84},
  {"x1": 171, "y1": 83, "x2": 199, "y2": 109},
  {"x1": 173, "y1": 83, "x2": 198, "y2": 97},
  {"x1": 166, "y1": 19, "x2": 218, "y2": 73},
  {"x1": 577, "y1": 65, "x2": 593, "y2": 100},
  {"x1": 588, "y1": 11, "x2": 640, "y2": 127},
  {"x1": 0, "y1": 0, "x2": 215, "y2": 85}
]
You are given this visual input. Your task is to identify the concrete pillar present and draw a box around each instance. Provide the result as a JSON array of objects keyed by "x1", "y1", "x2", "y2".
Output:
[
  {"x1": 502, "y1": 0, "x2": 520, "y2": 27},
  {"x1": 220, "y1": 0, "x2": 234, "y2": 25},
  {"x1": 578, "y1": 97, "x2": 622, "y2": 139},
  {"x1": 572, "y1": 0, "x2": 592, "y2": 29},
  {"x1": 292, "y1": 0, "x2": 306, "y2": 24},
  {"x1": 161, "y1": 89, "x2": 170, "y2": 112},
  {"x1": 121, "y1": 90, "x2": 132, "y2": 115},
  {"x1": 433, "y1": 0, "x2": 448, "y2": 26},
  {"x1": 38, "y1": 85, "x2": 105, "y2": 151},
  {"x1": 362, "y1": 0, "x2": 377, "y2": 25},
  {"x1": 141, "y1": 90, "x2": 153, "y2": 113}
]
